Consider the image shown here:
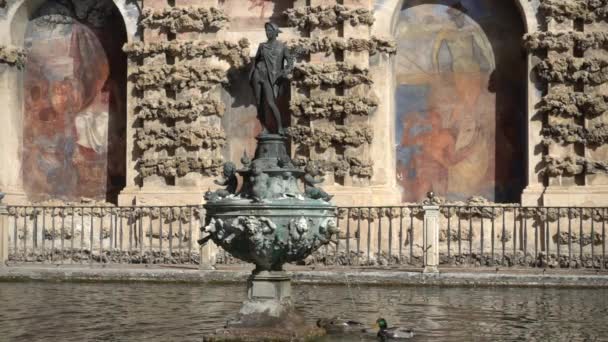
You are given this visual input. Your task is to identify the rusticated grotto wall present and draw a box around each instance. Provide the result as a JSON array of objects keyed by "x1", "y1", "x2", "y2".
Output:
[
  {"x1": 3, "y1": 0, "x2": 608, "y2": 207},
  {"x1": 284, "y1": 0, "x2": 401, "y2": 206},
  {"x1": 524, "y1": 0, "x2": 608, "y2": 206},
  {"x1": 118, "y1": 1, "x2": 250, "y2": 205},
  {"x1": 120, "y1": 0, "x2": 404, "y2": 206}
]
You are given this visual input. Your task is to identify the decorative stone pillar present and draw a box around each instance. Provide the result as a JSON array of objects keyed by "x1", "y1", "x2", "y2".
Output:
[
  {"x1": 422, "y1": 205, "x2": 439, "y2": 274},
  {"x1": 285, "y1": 2, "x2": 401, "y2": 207},
  {"x1": 0, "y1": 44, "x2": 28, "y2": 205},
  {"x1": 246, "y1": 271, "x2": 292, "y2": 309},
  {"x1": 119, "y1": 1, "x2": 241, "y2": 205},
  {"x1": 199, "y1": 240, "x2": 217, "y2": 270},
  {"x1": 524, "y1": 2, "x2": 608, "y2": 206},
  {"x1": 0, "y1": 193, "x2": 8, "y2": 267}
]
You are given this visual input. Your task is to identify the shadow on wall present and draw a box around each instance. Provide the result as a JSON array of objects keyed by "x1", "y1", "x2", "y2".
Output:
[
  {"x1": 21, "y1": 0, "x2": 127, "y2": 204},
  {"x1": 394, "y1": 0, "x2": 526, "y2": 203}
]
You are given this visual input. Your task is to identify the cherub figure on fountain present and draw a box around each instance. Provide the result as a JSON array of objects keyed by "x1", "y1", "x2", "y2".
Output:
[
  {"x1": 304, "y1": 163, "x2": 334, "y2": 202},
  {"x1": 204, "y1": 162, "x2": 237, "y2": 201},
  {"x1": 250, "y1": 163, "x2": 270, "y2": 203}
]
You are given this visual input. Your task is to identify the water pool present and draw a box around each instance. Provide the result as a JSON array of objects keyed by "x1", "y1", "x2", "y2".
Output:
[{"x1": 0, "y1": 282, "x2": 606, "y2": 341}]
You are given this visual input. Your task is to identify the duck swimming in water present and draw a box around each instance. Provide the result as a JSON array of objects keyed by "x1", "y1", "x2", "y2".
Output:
[
  {"x1": 375, "y1": 318, "x2": 414, "y2": 340},
  {"x1": 316, "y1": 317, "x2": 367, "y2": 334}
]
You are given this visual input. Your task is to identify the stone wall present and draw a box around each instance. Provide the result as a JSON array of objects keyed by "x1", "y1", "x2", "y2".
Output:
[
  {"x1": 1, "y1": 0, "x2": 607, "y2": 207},
  {"x1": 524, "y1": 0, "x2": 608, "y2": 206},
  {"x1": 118, "y1": 1, "x2": 248, "y2": 205},
  {"x1": 116, "y1": 0, "x2": 403, "y2": 206}
]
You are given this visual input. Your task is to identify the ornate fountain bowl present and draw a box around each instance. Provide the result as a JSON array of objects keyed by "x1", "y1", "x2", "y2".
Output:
[{"x1": 204, "y1": 198, "x2": 337, "y2": 271}]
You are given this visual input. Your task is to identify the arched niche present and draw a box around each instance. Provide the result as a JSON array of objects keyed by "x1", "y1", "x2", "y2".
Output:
[
  {"x1": 0, "y1": 0, "x2": 140, "y2": 204},
  {"x1": 376, "y1": 0, "x2": 538, "y2": 203}
]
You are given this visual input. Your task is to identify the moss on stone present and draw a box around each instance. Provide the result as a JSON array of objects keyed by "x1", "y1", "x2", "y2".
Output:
[
  {"x1": 140, "y1": 6, "x2": 229, "y2": 34},
  {"x1": 123, "y1": 39, "x2": 250, "y2": 68},
  {"x1": 285, "y1": 5, "x2": 374, "y2": 30}
]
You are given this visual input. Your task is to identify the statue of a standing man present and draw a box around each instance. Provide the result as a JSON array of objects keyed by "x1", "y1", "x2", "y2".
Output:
[{"x1": 249, "y1": 22, "x2": 294, "y2": 135}]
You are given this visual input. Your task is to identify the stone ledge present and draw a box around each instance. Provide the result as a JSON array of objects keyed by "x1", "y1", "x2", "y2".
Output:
[{"x1": 1, "y1": 265, "x2": 608, "y2": 288}]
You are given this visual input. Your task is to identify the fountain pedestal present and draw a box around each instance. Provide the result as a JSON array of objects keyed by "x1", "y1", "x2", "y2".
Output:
[
  {"x1": 201, "y1": 132, "x2": 336, "y2": 341},
  {"x1": 231, "y1": 271, "x2": 293, "y2": 326},
  {"x1": 247, "y1": 271, "x2": 291, "y2": 305},
  {"x1": 205, "y1": 272, "x2": 324, "y2": 342}
]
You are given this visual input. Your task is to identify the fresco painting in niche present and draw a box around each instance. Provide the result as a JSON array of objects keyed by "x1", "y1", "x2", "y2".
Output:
[
  {"x1": 22, "y1": 0, "x2": 127, "y2": 202},
  {"x1": 395, "y1": 1, "x2": 525, "y2": 202}
]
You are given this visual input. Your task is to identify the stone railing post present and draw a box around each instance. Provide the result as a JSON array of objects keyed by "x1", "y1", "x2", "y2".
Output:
[
  {"x1": 199, "y1": 240, "x2": 217, "y2": 270},
  {"x1": 198, "y1": 207, "x2": 216, "y2": 270},
  {"x1": 422, "y1": 203, "x2": 440, "y2": 274},
  {"x1": 0, "y1": 193, "x2": 8, "y2": 267}
]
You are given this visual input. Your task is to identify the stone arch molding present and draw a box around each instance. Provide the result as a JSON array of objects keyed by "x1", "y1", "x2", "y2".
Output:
[
  {"x1": 0, "y1": 0, "x2": 140, "y2": 204},
  {"x1": 372, "y1": 0, "x2": 539, "y2": 37}
]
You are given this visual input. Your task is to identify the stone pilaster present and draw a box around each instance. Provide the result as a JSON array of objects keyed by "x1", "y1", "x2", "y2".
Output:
[
  {"x1": 422, "y1": 205, "x2": 439, "y2": 274},
  {"x1": 286, "y1": 1, "x2": 400, "y2": 206},
  {"x1": 525, "y1": 3, "x2": 608, "y2": 206},
  {"x1": 119, "y1": 0, "x2": 235, "y2": 205},
  {"x1": 0, "y1": 194, "x2": 8, "y2": 267}
]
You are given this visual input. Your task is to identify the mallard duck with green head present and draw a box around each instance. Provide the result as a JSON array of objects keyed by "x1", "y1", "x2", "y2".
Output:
[{"x1": 375, "y1": 318, "x2": 414, "y2": 340}]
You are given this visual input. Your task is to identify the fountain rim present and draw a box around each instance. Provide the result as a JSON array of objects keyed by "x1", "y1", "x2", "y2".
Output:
[{"x1": 204, "y1": 201, "x2": 337, "y2": 211}]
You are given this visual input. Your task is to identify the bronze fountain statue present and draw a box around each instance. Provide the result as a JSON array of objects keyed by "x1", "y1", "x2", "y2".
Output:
[
  {"x1": 249, "y1": 22, "x2": 293, "y2": 135},
  {"x1": 201, "y1": 22, "x2": 337, "y2": 341}
]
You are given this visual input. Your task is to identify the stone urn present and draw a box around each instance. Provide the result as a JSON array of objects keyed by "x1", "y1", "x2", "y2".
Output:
[{"x1": 201, "y1": 134, "x2": 337, "y2": 341}]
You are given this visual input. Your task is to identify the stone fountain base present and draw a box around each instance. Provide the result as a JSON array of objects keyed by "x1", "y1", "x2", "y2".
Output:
[{"x1": 203, "y1": 271, "x2": 325, "y2": 342}]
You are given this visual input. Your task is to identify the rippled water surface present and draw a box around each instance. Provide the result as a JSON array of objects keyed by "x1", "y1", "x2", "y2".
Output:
[{"x1": 1, "y1": 282, "x2": 607, "y2": 341}]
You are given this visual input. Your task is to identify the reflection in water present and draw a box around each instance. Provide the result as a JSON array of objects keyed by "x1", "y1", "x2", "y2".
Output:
[{"x1": 0, "y1": 283, "x2": 607, "y2": 341}]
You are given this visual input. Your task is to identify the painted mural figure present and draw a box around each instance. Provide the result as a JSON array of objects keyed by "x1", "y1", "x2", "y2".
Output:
[
  {"x1": 395, "y1": 0, "x2": 524, "y2": 202},
  {"x1": 22, "y1": 0, "x2": 126, "y2": 202},
  {"x1": 249, "y1": 22, "x2": 294, "y2": 135}
]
